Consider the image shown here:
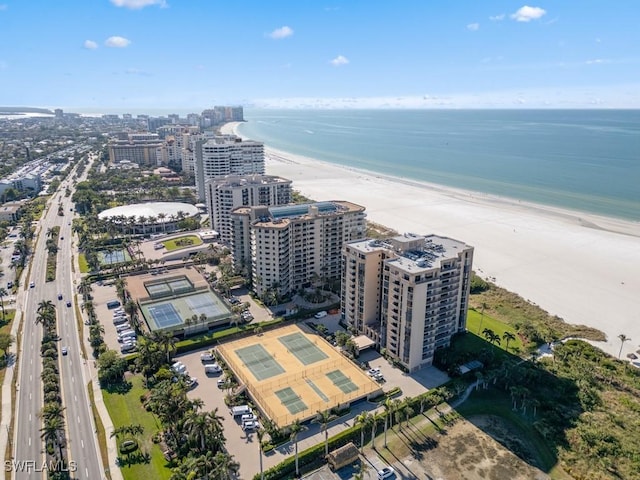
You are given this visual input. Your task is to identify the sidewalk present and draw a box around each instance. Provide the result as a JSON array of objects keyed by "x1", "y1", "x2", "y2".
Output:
[{"x1": 0, "y1": 251, "x2": 30, "y2": 467}]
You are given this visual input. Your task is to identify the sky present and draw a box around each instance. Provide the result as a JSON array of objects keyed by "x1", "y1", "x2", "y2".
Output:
[{"x1": 0, "y1": 0, "x2": 639, "y2": 112}]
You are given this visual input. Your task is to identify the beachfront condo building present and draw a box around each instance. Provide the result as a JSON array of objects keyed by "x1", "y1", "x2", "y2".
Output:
[
  {"x1": 108, "y1": 132, "x2": 164, "y2": 167},
  {"x1": 194, "y1": 135, "x2": 265, "y2": 201},
  {"x1": 205, "y1": 174, "x2": 293, "y2": 245},
  {"x1": 231, "y1": 201, "x2": 367, "y2": 298},
  {"x1": 341, "y1": 233, "x2": 474, "y2": 372}
]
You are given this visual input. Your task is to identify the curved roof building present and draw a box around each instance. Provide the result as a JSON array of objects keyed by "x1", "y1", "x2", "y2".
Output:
[{"x1": 98, "y1": 202, "x2": 199, "y2": 234}]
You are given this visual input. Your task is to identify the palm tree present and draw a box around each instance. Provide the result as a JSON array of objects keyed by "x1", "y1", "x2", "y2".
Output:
[
  {"x1": 355, "y1": 411, "x2": 372, "y2": 453},
  {"x1": 157, "y1": 212, "x2": 167, "y2": 232},
  {"x1": 256, "y1": 427, "x2": 266, "y2": 480},
  {"x1": 40, "y1": 402, "x2": 65, "y2": 422},
  {"x1": 212, "y1": 451, "x2": 240, "y2": 479},
  {"x1": 477, "y1": 302, "x2": 488, "y2": 334},
  {"x1": 382, "y1": 397, "x2": 392, "y2": 448},
  {"x1": 314, "y1": 409, "x2": 333, "y2": 456},
  {"x1": 618, "y1": 333, "x2": 631, "y2": 359},
  {"x1": 502, "y1": 331, "x2": 516, "y2": 351},
  {"x1": 41, "y1": 416, "x2": 65, "y2": 461},
  {"x1": 152, "y1": 330, "x2": 177, "y2": 363},
  {"x1": 0, "y1": 287, "x2": 7, "y2": 320},
  {"x1": 289, "y1": 419, "x2": 307, "y2": 477}
]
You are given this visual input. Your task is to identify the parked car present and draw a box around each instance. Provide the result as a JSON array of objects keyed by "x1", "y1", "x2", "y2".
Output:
[
  {"x1": 187, "y1": 377, "x2": 198, "y2": 389},
  {"x1": 314, "y1": 311, "x2": 327, "y2": 319},
  {"x1": 377, "y1": 467, "x2": 395, "y2": 479},
  {"x1": 242, "y1": 420, "x2": 259, "y2": 431},
  {"x1": 217, "y1": 377, "x2": 226, "y2": 388},
  {"x1": 205, "y1": 364, "x2": 222, "y2": 375},
  {"x1": 116, "y1": 323, "x2": 131, "y2": 333},
  {"x1": 200, "y1": 353, "x2": 215, "y2": 363},
  {"x1": 373, "y1": 373, "x2": 385, "y2": 383},
  {"x1": 367, "y1": 368, "x2": 381, "y2": 377},
  {"x1": 241, "y1": 412, "x2": 257, "y2": 422}
]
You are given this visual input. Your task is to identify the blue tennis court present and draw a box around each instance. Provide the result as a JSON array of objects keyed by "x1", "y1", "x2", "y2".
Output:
[
  {"x1": 98, "y1": 249, "x2": 131, "y2": 266},
  {"x1": 147, "y1": 303, "x2": 183, "y2": 329}
]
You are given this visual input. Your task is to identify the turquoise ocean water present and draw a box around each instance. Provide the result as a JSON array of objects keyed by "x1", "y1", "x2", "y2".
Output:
[{"x1": 237, "y1": 109, "x2": 640, "y2": 221}]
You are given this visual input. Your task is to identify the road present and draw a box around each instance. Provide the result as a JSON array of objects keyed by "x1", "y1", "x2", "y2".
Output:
[{"x1": 13, "y1": 153, "x2": 104, "y2": 479}]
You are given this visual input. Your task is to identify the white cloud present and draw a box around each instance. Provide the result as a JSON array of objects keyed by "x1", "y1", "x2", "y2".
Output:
[
  {"x1": 511, "y1": 6, "x2": 547, "y2": 22},
  {"x1": 595, "y1": 37, "x2": 601, "y2": 43},
  {"x1": 268, "y1": 26, "x2": 294, "y2": 40},
  {"x1": 330, "y1": 55, "x2": 349, "y2": 67},
  {"x1": 586, "y1": 59, "x2": 608, "y2": 65},
  {"x1": 467, "y1": 23, "x2": 479, "y2": 31},
  {"x1": 105, "y1": 36, "x2": 131, "y2": 48},
  {"x1": 489, "y1": 14, "x2": 505, "y2": 21},
  {"x1": 84, "y1": 40, "x2": 98, "y2": 50},
  {"x1": 125, "y1": 68, "x2": 151, "y2": 76},
  {"x1": 110, "y1": 0, "x2": 167, "y2": 9}
]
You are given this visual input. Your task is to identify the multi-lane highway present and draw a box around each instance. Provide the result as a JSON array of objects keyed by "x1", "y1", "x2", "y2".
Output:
[{"x1": 13, "y1": 154, "x2": 103, "y2": 479}]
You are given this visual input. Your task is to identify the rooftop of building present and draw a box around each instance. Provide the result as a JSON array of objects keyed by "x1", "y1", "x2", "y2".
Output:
[
  {"x1": 97, "y1": 202, "x2": 199, "y2": 221},
  {"x1": 347, "y1": 232, "x2": 473, "y2": 272},
  {"x1": 234, "y1": 200, "x2": 366, "y2": 228},
  {"x1": 206, "y1": 174, "x2": 292, "y2": 188}
]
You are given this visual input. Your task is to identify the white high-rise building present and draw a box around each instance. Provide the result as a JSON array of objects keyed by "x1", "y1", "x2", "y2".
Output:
[
  {"x1": 194, "y1": 135, "x2": 265, "y2": 201},
  {"x1": 205, "y1": 175, "x2": 293, "y2": 246},
  {"x1": 342, "y1": 233, "x2": 474, "y2": 372},
  {"x1": 231, "y1": 201, "x2": 367, "y2": 298}
]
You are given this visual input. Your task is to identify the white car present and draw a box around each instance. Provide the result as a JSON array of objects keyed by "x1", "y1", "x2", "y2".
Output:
[
  {"x1": 314, "y1": 311, "x2": 327, "y2": 319},
  {"x1": 200, "y1": 353, "x2": 215, "y2": 363},
  {"x1": 29, "y1": 281, "x2": 35, "y2": 288},
  {"x1": 367, "y1": 368, "x2": 381, "y2": 377},
  {"x1": 377, "y1": 467, "x2": 395, "y2": 479},
  {"x1": 241, "y1": 412, "x2": 257, "y2": 422},
  {"x1": 242, "y1": 420, "x2": 259, "y2": 431}
]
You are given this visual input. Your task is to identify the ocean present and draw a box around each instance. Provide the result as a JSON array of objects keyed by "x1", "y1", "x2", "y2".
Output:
[{"x1": 237, "y1": 109, "x2": 640, "y2": 221}]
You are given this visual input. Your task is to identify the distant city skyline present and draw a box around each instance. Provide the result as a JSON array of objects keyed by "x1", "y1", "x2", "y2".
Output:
[{"x1": 1, "y1": 1, "x2": 639, "y2": 110}]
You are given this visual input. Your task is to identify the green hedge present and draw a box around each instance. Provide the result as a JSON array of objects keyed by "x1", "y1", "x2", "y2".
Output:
[{"x1": 256, "y1": 423, "x2": 364, "y2": 480}]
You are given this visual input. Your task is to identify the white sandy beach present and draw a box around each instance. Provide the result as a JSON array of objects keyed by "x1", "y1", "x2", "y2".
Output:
[{"x1": 222, "y1": 123, "x2": 640, "y2": 359}]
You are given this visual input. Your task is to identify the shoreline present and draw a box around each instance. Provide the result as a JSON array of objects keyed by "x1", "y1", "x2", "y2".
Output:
[{"x1": 221, "y1": 122, "x2": 640, "y2": 359}]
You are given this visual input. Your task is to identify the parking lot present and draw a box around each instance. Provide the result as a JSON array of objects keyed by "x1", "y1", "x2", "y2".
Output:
[{"x1": 88, "y1": 281, "x2": 135, "y2": 353}]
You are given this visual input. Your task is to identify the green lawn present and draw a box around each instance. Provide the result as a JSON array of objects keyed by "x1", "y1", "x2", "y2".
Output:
[
  {"x1": 78, "y1": 253, "x2": 89, "y2": 273},
  {"x1": 162, "y1": 235, "x2": 203, "y2": 251},
  {"x1": 466, "y1": 309, "x2": 525, "y2": 353},
  {"x1": 102, "y1": 376, "x2": 172, "y2": 480}
]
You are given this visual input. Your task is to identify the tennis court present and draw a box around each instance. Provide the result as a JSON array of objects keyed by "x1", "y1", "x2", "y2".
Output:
[
  {"x1": 275, "y1": 387, "x2": 308, "y2": 415},
  {"x1": 145, "y1": 276, "x2": 195, "y2": 299},
  {"x1": 147, "y1": 303, "x2": 183, "y2": 329},
  {"x1": 326, "y1": 370, "x2": 359, "y2": 394},
  {"x1": 217, "y1": 324, "x2": 382, "y2": 427},
  {"x1": 279, "y1": 332, "x2": 329, "y2": 365},
  {"x1": 98, "y1": 249, "x2": 131, "y2": 266},
  {"x1": 235, "y1": 344, "x2": 285, "y2": 381},
  {"x1": 186, "y1": 292, "x2": 229, "y2": 318},
  {"x1": 140, "y1": 291, "x2": 232, "y2": 332}
]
